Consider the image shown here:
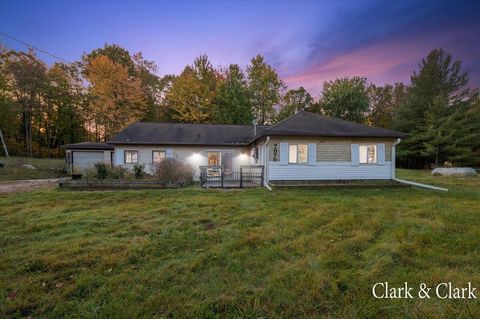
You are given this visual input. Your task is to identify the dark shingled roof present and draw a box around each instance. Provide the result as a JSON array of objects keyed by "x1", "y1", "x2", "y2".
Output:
[
  {"x1": 109, "y1": 111, "x2": 406, "y2": 146},
  {"x1": 260, "y1": 111, "x2": 406, "y2": 138},
  {"x1": 109, "y1": 122, "x2": 269, "y2": 146},
  {"x1": 62, "y1": 142, "x2": 114, "y2": 150}
]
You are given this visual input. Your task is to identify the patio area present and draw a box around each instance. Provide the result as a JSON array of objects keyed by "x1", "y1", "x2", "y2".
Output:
[{"x1": 199, "y1": 165, "x2": 264, "y2": 188}]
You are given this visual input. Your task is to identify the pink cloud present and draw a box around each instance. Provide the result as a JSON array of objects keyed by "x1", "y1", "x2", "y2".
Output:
[{"x1": 283, "y1": 27, "x2": 477, "y2": 95}]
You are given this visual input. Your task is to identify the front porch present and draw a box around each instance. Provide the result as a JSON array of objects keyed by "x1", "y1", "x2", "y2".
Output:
[{"x1": 199, "y1": 165, "x2": 264, "y2": 188}]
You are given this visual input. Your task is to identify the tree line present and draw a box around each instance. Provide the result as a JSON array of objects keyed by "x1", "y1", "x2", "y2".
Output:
[{"x1": 0, "y1": 45, "x2": 478, "y2": 167}]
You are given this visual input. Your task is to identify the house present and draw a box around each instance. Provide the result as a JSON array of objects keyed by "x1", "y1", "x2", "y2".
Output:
[{"x1": 64, "y1": 111, "x2": 406, "y2": 186}]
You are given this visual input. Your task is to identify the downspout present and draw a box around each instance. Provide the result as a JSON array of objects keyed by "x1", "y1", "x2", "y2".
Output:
[
  {"x1": 391, "y1": 138, "x2": 401, "y2": 179},
  {"x1": 264, "y1": 136, "x2": 272, "y2": 191}
]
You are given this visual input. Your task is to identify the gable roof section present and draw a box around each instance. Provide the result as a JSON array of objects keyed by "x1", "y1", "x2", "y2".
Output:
[
  {"x1": 109, "y1": 122, "x2": 268, "y2": 146},
  {"x1": 109, "y1": 112, "x2": 406, "y2": 146},
  {"x1": 260, "y1": 111, "x2": 406, "y2": 138}
]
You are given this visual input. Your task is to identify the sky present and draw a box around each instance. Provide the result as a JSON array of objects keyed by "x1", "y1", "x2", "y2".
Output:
[{"x1": 1, "y1": 0, "x2": 479, "y2": 95}]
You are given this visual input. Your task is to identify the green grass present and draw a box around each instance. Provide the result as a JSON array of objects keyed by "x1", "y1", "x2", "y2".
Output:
[
  {"x1": 0, "y1": 157, "x2": 68, "y2": 181},
  {"x1": 0, "y1": 170, "x2": 479, "y2": 318}
]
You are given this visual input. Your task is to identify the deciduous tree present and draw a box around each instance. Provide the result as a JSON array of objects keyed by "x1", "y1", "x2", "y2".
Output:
[{"x1": 247, "y1": 55, "x2": 284, "y2": 125}]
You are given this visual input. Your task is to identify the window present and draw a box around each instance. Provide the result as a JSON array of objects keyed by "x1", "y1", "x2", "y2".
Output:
[
  {"x1": 152, "y1": 150, "x2": 166, "y2": 164},
  {"x1": 289, "y1": 144, "x2": 308, "y2": 164},
  {"x1": 359, "y1": 145, "x2": 377, "y2": 164},
  {"x1": 207, "y1": 151, "x2": 220, "y2": 166},
  {"x1": 289, "y1": 145, "x2": 297, "y2": 163},
  {"x1": 298, "y1": 144, "x2": 308, "y2": 163},
  {"x1": 124, "y1": 150, "x2": 138, "y2": 164}
]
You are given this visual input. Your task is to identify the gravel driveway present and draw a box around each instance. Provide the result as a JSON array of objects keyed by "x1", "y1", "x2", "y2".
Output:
[{"x1": 0, "y1": 179, "x2": 61, "y2": 194}]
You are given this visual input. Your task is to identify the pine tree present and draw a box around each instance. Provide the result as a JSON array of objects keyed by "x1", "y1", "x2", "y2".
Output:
[{"x1": 395, "y1": 49, "x2": 479, "y2": 167}]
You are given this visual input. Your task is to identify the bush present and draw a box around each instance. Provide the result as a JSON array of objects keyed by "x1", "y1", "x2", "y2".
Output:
[
  {"x1": 133, "y1": 164, "x2": 145, "y2": 179},
  {"x1": 81, "y1": 165, "x2": 132, "y2": 180},
  {"x1": 108, "y1": 166, "x2": 131, "y2": 179},
  {"x1": 94, "y1": 162, "x2": 109, "y2": 180},
  {"x1": 155, "y1": 158, "x2": 193, "y2": 185}
]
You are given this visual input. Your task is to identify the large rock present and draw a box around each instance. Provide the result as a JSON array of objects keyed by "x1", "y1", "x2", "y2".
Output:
[
  {"x1": 432, "y1": 167, "x2": 477, "y2": 177},
  {"x1": 21, "y1": 164, "x2": 36, "y2": 170}
]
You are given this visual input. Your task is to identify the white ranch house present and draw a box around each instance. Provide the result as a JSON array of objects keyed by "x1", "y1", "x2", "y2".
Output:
[{"x1": 64, "y1": 111, "x2": 406, "y2": 187}]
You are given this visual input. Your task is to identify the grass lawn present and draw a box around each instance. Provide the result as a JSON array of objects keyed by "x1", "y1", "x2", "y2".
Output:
[
  {"x1": 1, "y1": 170, "x2": 479, "y2": 318},
  {"x1": 0, "y1": 157, "x2": 68, "y2": 181}
]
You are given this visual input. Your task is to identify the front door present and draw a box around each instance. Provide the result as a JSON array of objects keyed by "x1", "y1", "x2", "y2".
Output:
[{"x1": 221, "y1": 151, "x2": 234, "y2": 178}]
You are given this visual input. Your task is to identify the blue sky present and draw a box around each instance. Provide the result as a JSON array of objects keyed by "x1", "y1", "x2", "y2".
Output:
[{"x1": 1, "y1": 0, "x2": 479, "y2": 94}]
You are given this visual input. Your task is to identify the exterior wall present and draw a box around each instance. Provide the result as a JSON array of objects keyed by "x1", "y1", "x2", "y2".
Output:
[
  {"x1": 267, "y1": 137, "x2": 395, "y2": 181},
  {"x1": 113, "y1": 145, "x2": 252, "y2": 180}
]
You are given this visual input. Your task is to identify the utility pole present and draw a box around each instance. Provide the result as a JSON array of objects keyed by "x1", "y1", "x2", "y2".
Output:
[{"x1": 0, "y1": 129, "x2": 9, "y2": 157}]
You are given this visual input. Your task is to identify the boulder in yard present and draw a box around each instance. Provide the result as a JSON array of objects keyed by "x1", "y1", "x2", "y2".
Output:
[
  {"x1": 432, "y1": 167, "x2": 477, "y2": 177},
  {"x1": 21, "y1": 164, "x2": 36, "y2": 170}
]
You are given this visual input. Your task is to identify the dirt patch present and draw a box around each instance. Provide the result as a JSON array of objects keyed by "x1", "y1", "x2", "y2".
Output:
[{"x1": 0, "y1": 179, "x2": 61, "y2": 194}]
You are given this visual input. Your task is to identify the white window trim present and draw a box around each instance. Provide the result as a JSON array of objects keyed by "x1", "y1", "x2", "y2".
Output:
[
  {"x1": 359, "y1": 144, "x2": 377, "y2": 164},
  {"x1": 288, "y1": 144, "x2": 308, "y2": 164},
  {"x1": 124, "y1": 150, "x2": 138, "y2": 164},
  {"x1": 152, "y1": 150, "x2": 166, "y2": 164}
]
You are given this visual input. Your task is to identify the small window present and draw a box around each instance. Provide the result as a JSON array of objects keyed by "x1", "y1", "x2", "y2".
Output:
[
  {"x1": 298, "y1": 144, "x2": 308, "y2": 163},
  {"x1": 124, "y1": 150, "x2": 138, "y2": 164},
  {"x1": 289, "y1": 144, "x2": 308, "y2": 164},
  {"x1": 289, "y1": 145, "x2": 297, "y2": 163},
  {"x1": 207, "y1": 151, "x2": 220, "y2": 166},
  {"x1": 152, "y1": 150, "x2": 166, "y2": 164},
  {"x1": 359, "y1": 145, "x2": 377, "y2": 164}
]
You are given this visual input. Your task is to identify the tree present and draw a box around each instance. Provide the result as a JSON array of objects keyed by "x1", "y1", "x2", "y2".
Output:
[
  {"x1": 367, "y1": 83, "x2": 407, "y2": 128},
  {"x1": 84, "y1": 43, "x2": 135, "y2": 76},
  {"x1": 132, "y1": 52, "x2": 166, "y2": 122},
  {"x1": 1, "y1": 49, "x2": 49, "y2": 156},
  {"x1": 276, "y1": 87, "x2": 313, "y2": 122},
  {"x1": 317, "y1": 77, "x2": 369, "y2": 123},
  {"x1": 213, "y1": 64, "x2": 253, "y2": 124},
  {"x1": 394, "y1": 49, "x2": 480, "y2": 167},
  {"x1": 85, "y1": 55, "x2": 146, "y2": 139},
  {"x1": 247, "y1": 55, "x2": 284, "y2": 125},
  {"x1": 164, "y1": 55, "x2": 220, "y2": 123}
]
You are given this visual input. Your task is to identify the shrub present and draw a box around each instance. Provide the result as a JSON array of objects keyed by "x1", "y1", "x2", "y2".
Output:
[
  {"x1": 155, "y1": 158, "x2": 193, "y2": 185},
  {"x1": 94, "y1": 162, "x2": 109, "y2": 180},
  {"x1": 133, "y1": 164, "x2": 145, "y2": 179},
  {"x1": 109, "y1": 166, "x2": 131, "y2": 179}
]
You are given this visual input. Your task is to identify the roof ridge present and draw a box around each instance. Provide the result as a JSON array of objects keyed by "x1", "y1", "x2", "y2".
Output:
[
  {"x1": 264, "y1": 110, "x2": 305, "y2": 132},
  {"x1": 134, "y1": 121, "x2": 269, "y2": 128}
]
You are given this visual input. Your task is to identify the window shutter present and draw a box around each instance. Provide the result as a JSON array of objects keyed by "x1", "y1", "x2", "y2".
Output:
[
  {"x1": 377, "y1": 143, "x2": 385, "y2": 165},
  {"x1": 115, "y1": 149, "x2": 124, "y2": 165},
  {"x1": 308, "y1": 143, "x2": 316, "y2": 165},
  {"x1": 280, "y1": 142, "x2": 288, "y2": 165},
  {"x1": 166, "y1": 149, "x2": 174, "y2": 158},
  {"x1": 351, "y1": 144, "x2": 359, "y2": 166}
]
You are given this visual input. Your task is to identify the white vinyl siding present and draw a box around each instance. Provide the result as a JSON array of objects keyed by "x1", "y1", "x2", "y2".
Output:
[{"x1": 269, "y1": 161, "x2": 392, "y2": 180}]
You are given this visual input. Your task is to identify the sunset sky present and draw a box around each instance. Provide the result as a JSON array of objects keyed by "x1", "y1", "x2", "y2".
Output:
[{"x1": 1, "y1": 0, "x2": 479, "y2": 95}]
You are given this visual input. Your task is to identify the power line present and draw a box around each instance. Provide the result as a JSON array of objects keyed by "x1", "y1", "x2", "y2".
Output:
[{"x1": 0, "y1": 32, "x2": 130, "y2": 86}]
